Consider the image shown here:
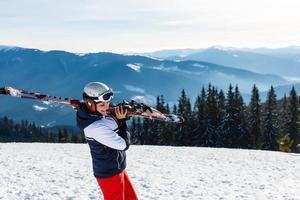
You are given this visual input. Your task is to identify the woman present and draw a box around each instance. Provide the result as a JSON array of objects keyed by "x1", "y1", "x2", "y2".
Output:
[{"x1": 76, "y1": 82, "x2": 138, "y2": 200}]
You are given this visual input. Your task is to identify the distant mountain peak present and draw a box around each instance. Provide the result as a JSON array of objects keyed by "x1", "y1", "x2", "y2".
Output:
[
  {"x1": 0, "y1": 45, "x2": 22, "y2": 51},
  {"x1": 208, "y1": 45, "x2": 237, "y2": 51}
]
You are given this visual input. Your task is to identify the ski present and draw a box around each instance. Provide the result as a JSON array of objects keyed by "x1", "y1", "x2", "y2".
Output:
[{"x1": 0, "y1": 86, "x2": 184, "y2": 123}]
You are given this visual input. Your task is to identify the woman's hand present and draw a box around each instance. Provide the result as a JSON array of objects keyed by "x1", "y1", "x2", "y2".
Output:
[{"x1": 114, "y1": 106, "x2": 128, "y2": 120}]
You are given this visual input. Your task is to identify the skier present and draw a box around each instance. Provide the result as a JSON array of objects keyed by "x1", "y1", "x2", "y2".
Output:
[{"x1": 76, "y1": 82, "x2": 138, "y2": 200}]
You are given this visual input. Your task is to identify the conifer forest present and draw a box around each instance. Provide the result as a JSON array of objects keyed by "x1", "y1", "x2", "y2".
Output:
[{"x1": 1, "y1": 84, "x2": 300, "y2": 153}]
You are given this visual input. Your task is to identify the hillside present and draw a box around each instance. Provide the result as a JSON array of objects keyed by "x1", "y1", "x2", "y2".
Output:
[
  {"x1": 0, "y1": 46, "x2": 288, "y2": 126},
  {"x1": 0, "y1": 143, "x2": 299, "y2": 199}
]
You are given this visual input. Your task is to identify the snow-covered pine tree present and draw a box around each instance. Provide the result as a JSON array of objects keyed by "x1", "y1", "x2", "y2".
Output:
[{"x1": 262, "y1": 86, "x2": 278, "y2": 150}]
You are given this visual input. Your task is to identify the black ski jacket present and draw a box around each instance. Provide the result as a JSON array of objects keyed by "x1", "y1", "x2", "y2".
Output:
[{"x1": 76, "y1": 103, "x2": 130, "y2": 178}]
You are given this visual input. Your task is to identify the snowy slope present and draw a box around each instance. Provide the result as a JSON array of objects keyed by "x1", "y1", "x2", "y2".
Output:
[{"x1": 0, "y1": 143, "x2": 299, "y2": 200}]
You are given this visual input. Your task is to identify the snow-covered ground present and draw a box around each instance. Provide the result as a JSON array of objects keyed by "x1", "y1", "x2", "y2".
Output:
[{"x1": 0, "y1": 143, "x2": 299, "y2": 200}]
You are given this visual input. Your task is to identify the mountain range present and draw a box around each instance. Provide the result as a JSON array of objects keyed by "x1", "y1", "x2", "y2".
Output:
[
  {"x1": 143, "y1": 46, "x2": 300, "y2": 79},
  {"x1": 0, "y1": 45, "x2": 298, "y2": 126}
]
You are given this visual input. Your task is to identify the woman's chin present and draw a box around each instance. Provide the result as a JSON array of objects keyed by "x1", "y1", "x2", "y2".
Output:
[{"x1": 99, "y1": 111, "x2": 107, "y2": 116}]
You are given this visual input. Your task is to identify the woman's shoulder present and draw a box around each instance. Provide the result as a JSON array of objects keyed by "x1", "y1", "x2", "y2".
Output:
[{"x1": 86, "y1": 116, "x2": 118, "y2": 131}]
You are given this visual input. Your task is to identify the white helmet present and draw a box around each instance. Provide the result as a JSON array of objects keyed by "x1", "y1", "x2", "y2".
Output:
[{"x1": 83, "y1": 82, "x2": 114, "y2": 103}]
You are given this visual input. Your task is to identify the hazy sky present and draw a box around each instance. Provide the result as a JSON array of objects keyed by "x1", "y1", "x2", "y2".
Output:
[{"x1": 1, "y1": 0, "x2": 300, "y2": 53}]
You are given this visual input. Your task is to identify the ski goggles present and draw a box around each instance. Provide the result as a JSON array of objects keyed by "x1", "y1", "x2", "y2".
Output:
[
  {"x1": 84, "y1": 89, "x2": 114, "y2": 103},
  {"x1": 95, "y1": 90, "x2": 114, "y2": 103}
]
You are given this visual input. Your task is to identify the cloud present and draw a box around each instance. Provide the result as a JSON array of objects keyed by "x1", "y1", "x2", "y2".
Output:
[
  {"x1": 1, "y1": 0, "x2": 300, "y2": 52},
  {"x1": 124, "y1": 85, "x2": 145, "y2": 93}
]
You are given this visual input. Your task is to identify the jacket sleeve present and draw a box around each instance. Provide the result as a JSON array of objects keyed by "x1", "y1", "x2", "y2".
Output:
[
  {"x1": 116, "y1": 119, "x2": 131, "y2": 150},
  {"x1": 84, "y1": 120, "x2": 129, "y2": 150}
]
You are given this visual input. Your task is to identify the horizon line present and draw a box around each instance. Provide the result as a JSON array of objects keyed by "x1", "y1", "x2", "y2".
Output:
[{"x1": 1, "y1": 43, "x2": 300, "y2": 54}]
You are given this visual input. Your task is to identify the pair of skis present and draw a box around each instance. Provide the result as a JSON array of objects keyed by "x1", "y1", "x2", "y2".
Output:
[{"x1": 0, "y1": 86, "x2": 184, "y2": 123}]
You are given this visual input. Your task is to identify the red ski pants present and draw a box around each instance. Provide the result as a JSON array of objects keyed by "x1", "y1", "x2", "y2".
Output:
[{"x1": 96, "y1": 170, "x2": 138, "y2": 200}]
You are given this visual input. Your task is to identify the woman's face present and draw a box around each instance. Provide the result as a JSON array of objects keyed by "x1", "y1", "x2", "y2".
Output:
[{"x1": 96, "y1": 101, "x2": 110, "y2": 116}]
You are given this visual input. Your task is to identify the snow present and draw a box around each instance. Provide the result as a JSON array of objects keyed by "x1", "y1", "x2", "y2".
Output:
[
  {"x1": 32, "y1": 105, "x2": 48, "y2": 111},
  {"x1": 140, "y1": 55, "x2": 164, "y2": 61},
  {"x1": 0, "y1": 144, "x2": 299, "y2": 200},
  {"x1": 152, "y1": 64, "x2": 205, "y2": 75},
  {"x1": 42, "y1": 101, "x2": 51, "y2": 105},
  {"x1": 283, "y1": 76, "x2": 300, "y2": 83},
  {"x1": 0, "y1": 45, "x2": 20, "y2": 52},
  {"x1": 210, "y1": 45, "x2": 236, "y2": 51},
  {"x1": 131, "y1": 95, "x2": 155, "y2": 105},
  {"x1": 192, "y1": 63, "x2": 206, "y2": 68},
  {"x1": 75, "y1": 53, "x2": 87, "y2": 57},
  {"x1": 126, "y1": 64, "x2": 142, "y2": 72}
]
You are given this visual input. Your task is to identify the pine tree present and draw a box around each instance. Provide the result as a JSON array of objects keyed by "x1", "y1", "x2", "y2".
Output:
[
  {"x1": 63, "y1": 128, "x2": 69, "y2": 143},
  {"x1": 135, "y1": 117, "x2": 144, "y2": 144},
  {"x1": 71, "y1": 134, "x2": 79, "y2": 143},
  {"x1": 200, "y1": 85, "x2": 219, "y2": 147},
  {"x1": 177, "y1": 89, "x2": 193, "y2": 146},
  {"x1": 233, "y1": 85, "x2": 249, "y2": 148},
  {"x1": 14, "y1": 124, "x2": 21, "y2": 142},
  {"x1": 45, "y1": 129, "x2": 50, "y2": 143},
  {"x1": 218, "y1": 84, "x2": 236, "y2": 147},
  {"x1": 216, "y1": 89, "x2": 226, "y2": 147},
  {"x1": 148, "y1": 96, "x2": 166, "y2": 145},
  {"x1": 193, "y1": 87, "x2": 208, "y2": 146},
  {"x1": 31, "y1": 122, "x2": 38, "y2": 142},
  {"x1": 131, "y1": 117, "x2": 143, "y2": 145},
  {"x1": 288, "y1": 86, "x2": 300, "y2": 152},
  {"x1": 217, "y1": 90, "x2": 226, "y2": 123},
  {"x1": 80, "y1": 132, "x2": 86, "y2": 143},
  {"x1": 163, "y1": 103, "x2": 175, "y2": 145},
  {"x1": 248, "y1": 85, "x2": 262, "y2": 149},
  {"x1": 279, "y1": 95, "x2": 289, "y2": 138},
  {"x1": 20, "y1": 120, "x2": 27, "y2": 142},
  {"x1": 262, "y1": 86, "x2": 278, "y2": 150},
  {"x1": 156, "y1": 95, "x2": 170, "y2": 145},
  {"x1": 58, "y1": 129, "x2": 64, "y2": 143},
  {"x1": 130, "y1": 118, "x2": 138, "y2": 144}
]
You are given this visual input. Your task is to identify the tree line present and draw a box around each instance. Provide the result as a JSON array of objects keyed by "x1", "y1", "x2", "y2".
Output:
[
  {"x1": 1, "y1": 83, "x2": 300, "y2": 153},
  {"x1": 130, "y1": 84, "x2": 300, "y2": 153},
  {"x1": 0, "y1": 118, "x2": 85, "y2": 143}
]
